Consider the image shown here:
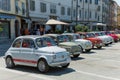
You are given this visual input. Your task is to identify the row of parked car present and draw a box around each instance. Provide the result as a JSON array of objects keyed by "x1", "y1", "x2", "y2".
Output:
[{"x1": 4, "y1": 31, "x2": 120, "y2": 73}]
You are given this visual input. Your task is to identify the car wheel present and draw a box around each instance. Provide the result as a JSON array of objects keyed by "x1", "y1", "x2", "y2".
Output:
[
  {"x1": 105, "y1": 44, "x2": 109, "y2": 46},
  {"x1": 85, "y1": 49, "x2": 91, "y2": 52},
  {"x1": 79, "y1": 45, "x2": 83, "y2": 53},
  {"x1": 73, "y1": 54, "x2": 80, "y2": 58},
  {"x1": 37, "y1": 59, "x2": 49, "y2": 73},
  {"x1": 97, "y1": 46, "x2": 102, "y2": 49},
  {"x1": 6, "y1": 56, "x2": 15, "y2": 68},
  {"x1": 62, "y1": 63, "x2": 70, "y2": 68}
]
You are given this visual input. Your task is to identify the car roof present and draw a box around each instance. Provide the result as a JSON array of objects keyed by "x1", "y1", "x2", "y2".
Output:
[
  {"x1": 62, "y1": 33, "x2": 75, "y2": 35},
  {"x1": 16, "y1": 35, "x2": 47, "y2": 40},
  {"x1": 44, "y1": 34, "x2": 60, "y2": 37}
]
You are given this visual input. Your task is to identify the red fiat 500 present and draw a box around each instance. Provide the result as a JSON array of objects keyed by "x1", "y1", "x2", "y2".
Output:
[{"x1": 77, "y1": 32, "x2": 103, "y2": 49}]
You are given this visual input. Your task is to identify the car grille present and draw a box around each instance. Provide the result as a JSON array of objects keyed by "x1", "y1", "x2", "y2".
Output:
[{"x1": 71, "y1": 46, "x2": 81, "y2": 53}]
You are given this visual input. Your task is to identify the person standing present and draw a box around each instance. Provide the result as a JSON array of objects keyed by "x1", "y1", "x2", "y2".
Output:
[
  {"x1": 36, "y1": 29, "x2": 40, "y2": 35},
  {"x1": 24, "y1": 26, "x2": 30, "y2": 35}
]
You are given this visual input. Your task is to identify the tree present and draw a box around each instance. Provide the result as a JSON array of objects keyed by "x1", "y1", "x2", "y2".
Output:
[{"x1": 75, "y1": 24, "x2": 90, "y2": 32}]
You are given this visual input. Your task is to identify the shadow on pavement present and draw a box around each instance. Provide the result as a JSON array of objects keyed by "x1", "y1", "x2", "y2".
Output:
[
  {"x1": 92, "y1": 48, "x2": 106, "y2": 50},
  {"x1": 71, "y1": 57, "x2": 85, "y2": 61},
  {"x1": 7, "y1": 65, "x2": 75, "y2": 76},
  {"x1": 82, "y1": 51, "x2": 96, "y2": 54}
]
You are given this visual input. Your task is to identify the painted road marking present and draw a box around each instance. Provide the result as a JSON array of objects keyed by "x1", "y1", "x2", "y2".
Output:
[
  {"x1": 77, "y1": 70, "x2": 120, "y2": 80},
  {"x1": 0, "y1": 67, "x2": 56, "y2": 80}
]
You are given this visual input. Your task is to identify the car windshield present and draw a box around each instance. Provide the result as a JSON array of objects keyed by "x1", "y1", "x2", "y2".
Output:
[
  {"x1": 101, "y1": 32, "x2": 106, "y2": 35},
  {"x1": 57, "y1": 35, "x2": 69, "y2": 42},
  {"x1": 36, "y1": 37, "x2": 56, "y2": 47},
  {"x1": 95, "y1": 33, "x2": 102, "y2": 36},
  {"x1": 86, "y1": 33, "x2": 95, "y2": 38},
  {"x1": 74, "y1": 34, "x2": 80, "y2": 39}
]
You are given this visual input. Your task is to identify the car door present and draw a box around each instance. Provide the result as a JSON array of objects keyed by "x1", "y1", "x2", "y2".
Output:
[
  {"x1": 20, "y1": 39, "x2": 38, "y2": 66},
  {"x1": 10, "y1": 38, "x2": 22, "y2": 64}
]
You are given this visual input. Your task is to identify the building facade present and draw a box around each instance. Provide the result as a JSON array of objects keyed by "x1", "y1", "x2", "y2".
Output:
[
  {"x1": 28, "y1": 0, "x2": 72, "y2": 33},
  {"x1": 0, "y1": 0, "x2": 27, "y2": 41},
  {"x1": 117, "y1": 5, "x2": 120, "y2": 29}
]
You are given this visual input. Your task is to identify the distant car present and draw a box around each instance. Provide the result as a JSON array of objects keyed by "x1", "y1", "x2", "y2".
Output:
[
  {"x1": 77, "y1": 32, "x2": 103, "y2": 49},
  {"x1": 62, "y1": 33, "x2": 92, "y2": 52},
  {"x1": 4, "y1": 35, "x2": 71, "y2": 73},
  {"x1": 105, "y1": 31, "x2": 119, "y2": 42},
  {"x1": 44, "y1": 34, "x2": 82, "y2": 58},
  {"x1": 90, "y1": 32, "x2": 112, "y2": 46}
]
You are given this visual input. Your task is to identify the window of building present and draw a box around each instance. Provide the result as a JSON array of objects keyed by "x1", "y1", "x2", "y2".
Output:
[
  {"x1": 85, "y1": 11, "x2": 87, "y2": 19},
  {"x1": 15, "y1": 0, "x2": 21, "y2": 13},
  {"x1": 85, "y1": 0, "x2": 88, "y2": 3},
  {"x1": 95, "y1": 12, "x2": 97, "y2": 19},
  {"x1": 89, "y1": 11, "x2": 92, "y2": 18},
  {"x1": 79, "y1": 0, "x2": 82, "y2": 2},
  {"x1": 73, "y1": 9, "x2": 76, "y2": 17},
  {"x1": 90, "y1": 0, "x2": 92, "y2": 4},
  {"x1": 61, "y1": 6, "x2": 65, "y2": 15},
  {"x1": 67, "y1": 7, "x2": 71, "y2": 16},
  {"x1": 22, "y1": 2, "x2": 25, "y2": 15},
  {"x1": 40, "y1": 2, "x2": 46, "y2": 13},
  {"x1": 95, "y1": 0, "x2": 98, "y2": 5},
  {"x1": 79, "y1": 10, "x2": 81, "y2": 18},
  {"x1": 30, "y1": 0, "x2": 35, "y2": 11},
  {"x1": 0, "y1": 0, "x2": 11, "y2": 11},
  {"x1": 50, "y1": 4, "x2": 56, "y2": 14}
]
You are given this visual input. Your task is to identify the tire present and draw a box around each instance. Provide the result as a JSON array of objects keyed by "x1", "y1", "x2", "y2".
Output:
[
  {"x1": 5, "y1": 56, "x2": 15, "y2": 68},
  {"x1": 62, "y1": 63, "x2": 70, "y2": 68},
  {"x1": 79, "y1": 45, "x2": 83, "y2": 53},
  {"x1": 37, "y1": 59, "x2": 49, "y2": 73},
  {"x1": 73, "y1": 54, "x2": 80, "y2": 58},
  {"x1": 105, "y1": 44, "x2": 109, "y2": 46},
  {"x1": 85, "y1": 49, "x2": 91, "y2": 52},
  {"x1": 97, "y1": 46, "x2": 102, "y2": 49}
]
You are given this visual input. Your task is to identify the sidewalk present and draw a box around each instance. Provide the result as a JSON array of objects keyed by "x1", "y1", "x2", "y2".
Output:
[{"x1": 0, "y1": 39, "x2": 13, "y2": 57}]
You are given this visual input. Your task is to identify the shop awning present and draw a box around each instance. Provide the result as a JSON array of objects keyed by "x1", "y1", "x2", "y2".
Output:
[
  {"x1": 92, "y1": 23, "x2": 106, "y2": 26},
  {"x1": 46, "y1": 19, "x2": 69, "y2": 25},
  {"x1": 0, "y1": 14, "x2": 16, "y2": 19}
]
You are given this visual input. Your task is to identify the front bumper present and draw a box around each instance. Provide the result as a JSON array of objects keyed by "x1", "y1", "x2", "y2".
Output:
[{"x1": 48, "y1": 57, "x2": 71, "y2": 67}]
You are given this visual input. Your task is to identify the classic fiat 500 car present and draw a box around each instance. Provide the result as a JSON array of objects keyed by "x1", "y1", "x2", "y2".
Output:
[
  {"x1": 90, "y1": 32, "x2": 112, "y2": 46},
  {"x1": 98, "y1": 32, "x2": 114, "y2": 44},
  {"x1": 62, "y1": 33, "x2": 92, "y2": 52},
  {"x1": 105, "y1": 31, "x2": 119, "y2": 42},
  {"x1": 4, "y1": 35, "x2": 71, "y2": 73},
  {"x1": 44, "y1": 34, "x2": 82, "y2": 58},
  {"x1": 77, "y1": 32, "x2": 103, "y2": 49}
]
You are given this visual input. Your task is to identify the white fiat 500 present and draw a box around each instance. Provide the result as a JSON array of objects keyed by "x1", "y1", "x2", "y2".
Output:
[
  {"x1": 4, "y1": 35, "x2": 71, "y2": 73},
  {"x1": 62, "y1": 33, "x2": 92, "y2": 52}
]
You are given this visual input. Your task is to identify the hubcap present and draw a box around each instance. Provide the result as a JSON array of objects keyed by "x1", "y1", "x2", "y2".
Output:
[
  {"x1": 38, "y1": 61, "x2": 45, "y2": 72},
  {"x1": 6, "y1": 58, "x2": 12, "y2": 67}
]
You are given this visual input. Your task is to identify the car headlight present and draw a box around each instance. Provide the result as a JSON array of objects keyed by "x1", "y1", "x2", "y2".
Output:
[
  {"x1": 65, "y1": 47, "x2": 71, "y2": 52},
  {"x1": 52, "y1": 55, "x2": 56, "y2": 59}
]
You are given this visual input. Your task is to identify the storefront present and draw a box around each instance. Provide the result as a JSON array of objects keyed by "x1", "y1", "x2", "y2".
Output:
[
  {"x1": 0, "y1": 21, "x2": 10, "y2": 39},
  {"x1": 0, "y1": 13, "x2": 16, "y2": 40}
]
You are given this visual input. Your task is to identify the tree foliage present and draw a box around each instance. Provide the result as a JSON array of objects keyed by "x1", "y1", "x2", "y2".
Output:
[{"x1": 75, "y1": 24, "x2": 90, "y2": 32}]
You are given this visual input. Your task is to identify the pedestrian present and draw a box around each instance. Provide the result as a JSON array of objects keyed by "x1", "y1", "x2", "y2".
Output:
[
  {"x1": 24, "y1": 26, "x2": 30, "y2": 35},
  {"x1": 20, "y1": 26, "x2": 24, "y2": 35},
  {"x1": 36, "y1": 29, "x2": 40, "y2": 35}
]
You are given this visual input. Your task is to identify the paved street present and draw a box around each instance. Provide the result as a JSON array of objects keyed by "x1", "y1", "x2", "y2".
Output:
[
  {"x1": 0, "y1": 42, "x2": 120, "y2": 80},
  {"x1": 0, "y1": 40, "x2": 12, "y2": 57}
]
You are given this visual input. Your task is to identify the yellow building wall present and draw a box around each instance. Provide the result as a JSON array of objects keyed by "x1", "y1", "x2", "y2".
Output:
[
  {"x1": 0, "y1": 0, "x2": 27, "y2": 39},
  {"x1": 0, "y1": 0, "x2": 26, "y2": 17}
]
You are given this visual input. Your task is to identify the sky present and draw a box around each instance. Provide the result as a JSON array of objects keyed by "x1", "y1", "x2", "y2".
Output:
[{"x1": 114, "y1": 0, "x2": 120, "y2": 6}]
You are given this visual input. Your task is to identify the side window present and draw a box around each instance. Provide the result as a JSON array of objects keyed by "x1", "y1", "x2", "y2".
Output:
[
  {"x1": 22, "y1": 39, "x2": 35, "y2": 48},
  {"x1": 12, "y1": 39, "x2": 22, "y2": 48}
]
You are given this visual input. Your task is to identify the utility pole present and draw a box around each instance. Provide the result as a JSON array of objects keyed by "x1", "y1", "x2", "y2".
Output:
[{"x1": 76, "y1": 0, "x2": 78, "y2": 26}]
